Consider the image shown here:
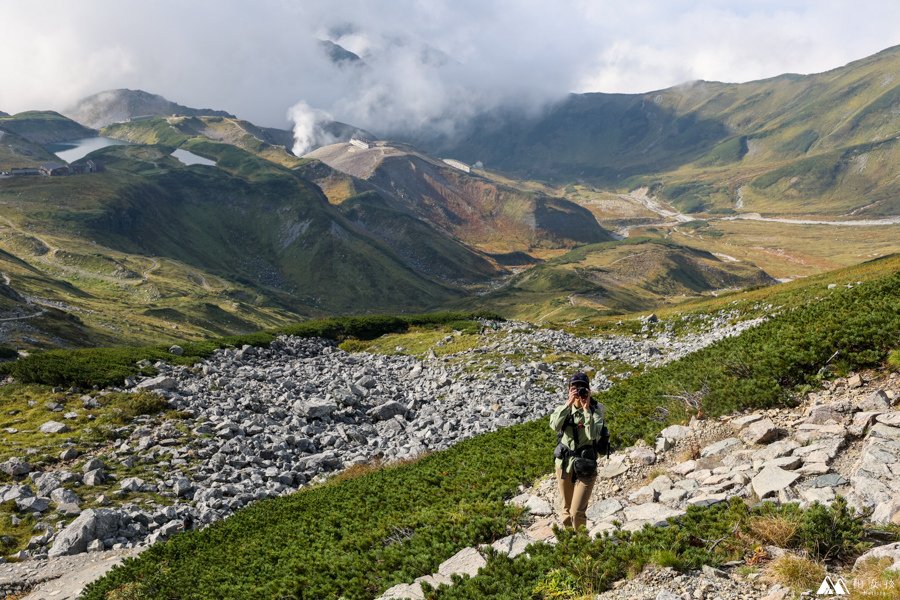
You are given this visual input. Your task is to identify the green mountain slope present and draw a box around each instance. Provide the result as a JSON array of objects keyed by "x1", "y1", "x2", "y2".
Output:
[
  {"x1": 0, "y1": 111, "x2": 95, "y2": 145},
  {"x1": 472, "y1": 238, "x2": 775, "y2": 321},
  {"x1": 417, "y1": 46, "x2": 900, "y2": 216},
  {"x1": 0, "y1": 128, "x2": 59, "y2": 170},
  {"x1": 35, "y1": 143, "x2": 461, "y2": 314}
]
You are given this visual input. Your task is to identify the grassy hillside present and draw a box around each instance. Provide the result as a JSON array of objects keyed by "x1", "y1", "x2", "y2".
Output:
[
  {"x1": 104, "y1": 115, "x2": 305, "y2": 168},
  {"x1": 0, "y1": 110, "x2": 95, "y2": 145},
  {"x1": 0, "y1": 128, "x2": 59, "y2": 170},
  {"x1": 473, "y1": 238, "x2": 774, "y2": 321},
  {"x1": 417, "y1": 46, "x2": 900, "y2": 217},
  {"x1": 15, "y1": 144, "x2": 462, "y2": 314},
  {"x1": 339, "y1": 191, "x2": 504, "y2": 284},
  {"x1": 82, "y1": 255, "x2": 900, "y2": 599},
  {"x1": 0, "y1": 140, "x2": 496, "y2": 348}
]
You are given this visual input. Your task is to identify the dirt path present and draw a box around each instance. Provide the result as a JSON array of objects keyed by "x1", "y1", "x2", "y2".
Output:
[
  {"x1": 0, "y1": 548, "x2": 143, "y2": 599},
  {"x1": 721, "y1": 213, "x2": 900, "y2": 226}
]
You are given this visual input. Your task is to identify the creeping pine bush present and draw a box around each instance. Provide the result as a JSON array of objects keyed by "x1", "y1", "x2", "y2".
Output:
[
  {"x1": 436, "y1": 498, "x2": 875, "y2": 600},
  {"x1": 797, "y1": 497, "x2": 867, "y2": 561},
  {"x1": 0, "y1": 311, "x2": 500, "y2": 388}
]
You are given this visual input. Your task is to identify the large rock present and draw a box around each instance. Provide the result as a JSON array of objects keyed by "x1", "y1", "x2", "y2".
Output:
[
  {"x1": 670, "y1": 460, "x2": 697, "y2": 476},
  {"x1": 437, "y1": 547, "x2": 486, "y2": 578},
  {"x1": 368, "y1": 401, "x2": 408, "y2": 421},
  {"x1": 597, "y1": 456, "x2": 629, "y2": 479},
  {"x1": 804, "y1": 404, "x2": 844, "y2": 425},
  {"x1": 730, "y1": 414, "x2": 763, "y2": 429},
  {"x1": 660, "y1": 424, "x2": 693, "y2": 440},
  {"x1": 294, "y1": 400, "x2": 338, "y2": 419},
  {"x1": 849, "y1": 411, "x2": 882, "y2": 437},
  {"x1": 48, "y1": 508, "x2": 122, "y2": 557},
  {"x1": 875, "y1": 412, "x2": 900, "y2": 427},
  {"x1": 0, "y1": 457, "x2": 31, "y2": 477},
  {"x1": 39, "y1": 420, "x2": 69, "y2": 434},
  {"x1": 523, "y1": 495, "x2": 552, "y2": 516},
  {"x1": 622, "y1": 502, "x2": 685, "y2": 525},
  {"x1": 379, "y1": 583, "x2": 424, "y2": 600},
  {"x1": 119, "y1": 477, "x2": 147, "y2": 493},
  {"x1": 629, "y1": 447, "x2": 656, "y2": 465},
  {"x1": 586, "y1": 498, "x2": 623, "y2": 521},
  {"x1": 82, "y1": 469, "x2": 106, "y2": 486},
  {"x1": 700, "y1": 437, "x2": 741, "y2": 458},
  {"x1": 16, "y1": 496, "x2": 49, "y2": 512},
  {"x1": 859, "y1": 391, "x2": 891, "y2": 412},
  {"x1": 173, "y1": 478, "x2": 194, "y2": 498},
  {"x1": 135, "y1": 375, "x2": 177, "y2": 391},
  {"x1": 853, "y1": 542, "x2": 900, "y2": 572},
  {"x1": 752, "y1": 465, "x2": 800, "y2": 499},
  {"x1": 491, "y1": 533, "x2": 533, "y2": 558},
  {"x1": 739, "y1": 418, "x2": 780, "y2": 445},
  {"x1": 752, "y1": 439, "x2": 799, "y2": 462}
]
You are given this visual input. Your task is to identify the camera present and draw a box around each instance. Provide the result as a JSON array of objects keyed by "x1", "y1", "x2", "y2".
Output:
[{"x1": 575, "y1": 386, "x2": 589, "y2": 398}]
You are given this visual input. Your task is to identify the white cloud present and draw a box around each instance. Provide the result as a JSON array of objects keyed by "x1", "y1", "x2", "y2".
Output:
[{"x1": 0, "y1": 0, "x2": 897, "y2": 143}]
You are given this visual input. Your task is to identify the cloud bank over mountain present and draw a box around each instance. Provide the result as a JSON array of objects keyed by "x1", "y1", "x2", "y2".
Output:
[{"x1": 2, "y1": 0, "x2": 898, "y2": 151}]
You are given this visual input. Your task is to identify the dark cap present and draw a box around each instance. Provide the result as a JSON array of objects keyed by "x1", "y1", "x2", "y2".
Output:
[{"x1": 568, "y1": 372, "x2": 590, "y2": 388}]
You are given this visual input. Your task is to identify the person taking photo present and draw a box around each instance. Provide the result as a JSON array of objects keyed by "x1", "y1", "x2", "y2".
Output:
[{"x1": 549, "y1": 372, "x2": 607, "y2": 530}]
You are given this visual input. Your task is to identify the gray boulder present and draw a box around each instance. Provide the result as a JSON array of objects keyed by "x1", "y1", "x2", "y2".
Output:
[
  {"x1": 853, "y1": 542, "x2": 900, "y2": 572},
  {"x1": 0, "y1": 457, "x2": 31, "y2": 477},
  {"x1": 437, "y1": 547, "x2": 486, "y2": 578},
  {"x1": 629, "y1": 447, "x2": 656, "y2": 465},
  {"x1": 173, "y1": 478, "x2": 194, "y2": 498},
  {"x1": 294, "y1": 400, "x2": 338, "y2": 420},
  {"x1": 39, "y1": 420, "x2": 69, "y2": 434},
  {"x1": 119, "y1": 477, "x2": 146, "y2": 493},
  {"x1": 491, "y1": 533, "x2": 533, "y2": 558},
  {"x1": 739, "y1": 418, "x2": 780, "y2": 445},
  {"x1": 700, "y1": 437, "x2": 742, "y2": 457},
  {"x1": 135, "y1": 375, "x2": 177, "y2": 391},
  {"x1": 48, "y1": 508, "x2": 122, "y2": 557},
  {"x1": 50, "y1": 487, "x2": 81, "y2": 503},
  {"x1": 622, "y1": 502, "x2": 685, "y2": 526},
  {"x1": 82, "y1": 469, "x2": 106, "y2": 486},
  {"x1": 660, "y1": 424, "x2": 693, "y2": 440},
  {"x1": 752, "y1": 465, "x2": 800, "y2": 499},
  {"x1": 16, "y1": 496, "x2": 49, "y2": 513},
  {"x1": 82, "y1": 458, "x2": 107, "y2": 473},
  {"x1": 368, "y1": 401, "x2": 407, "y2": 421},
  {"x1": 586, "y1": 498, "x2": 623, "y2": 521}
]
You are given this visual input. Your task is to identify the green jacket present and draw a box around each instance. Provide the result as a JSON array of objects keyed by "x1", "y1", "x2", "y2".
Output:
[{"x1": 549, "y1": 402, "x2": 605, "y2": 474}]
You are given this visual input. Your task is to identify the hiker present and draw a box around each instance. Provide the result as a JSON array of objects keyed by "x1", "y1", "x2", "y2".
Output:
[{"x1": 550, "y1": 372, "x2": 608, "y2": 530}]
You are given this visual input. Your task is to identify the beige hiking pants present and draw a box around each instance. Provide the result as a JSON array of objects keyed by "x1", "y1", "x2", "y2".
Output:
[{"x1": 555, "y1": 468, "x2": 596, "y2": 530}]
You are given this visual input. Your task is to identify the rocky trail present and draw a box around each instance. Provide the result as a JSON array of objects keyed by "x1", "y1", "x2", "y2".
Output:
[
  {"x1": 378, "y1": 370, "x2": 900, "y2": 600},
  {"x1": 0, "y1": 316, "x2": 762, "y2": 597}
]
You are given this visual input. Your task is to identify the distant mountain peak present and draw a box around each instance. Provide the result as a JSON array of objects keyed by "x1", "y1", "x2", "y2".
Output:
[
  {"x1": 66, "y1": 89, "x2": 235, "y2": 129},
  {"x1": 318, "y1": 40, "x2": 363, "y2": 66}
]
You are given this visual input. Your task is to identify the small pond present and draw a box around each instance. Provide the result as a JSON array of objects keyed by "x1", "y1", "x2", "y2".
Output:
[
  {"x1": 47, "y1": 137, "x2": 128, "y2": 162},
  {"x1": 171, "y1": 149, "x2": 217, "y2": 166}
]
